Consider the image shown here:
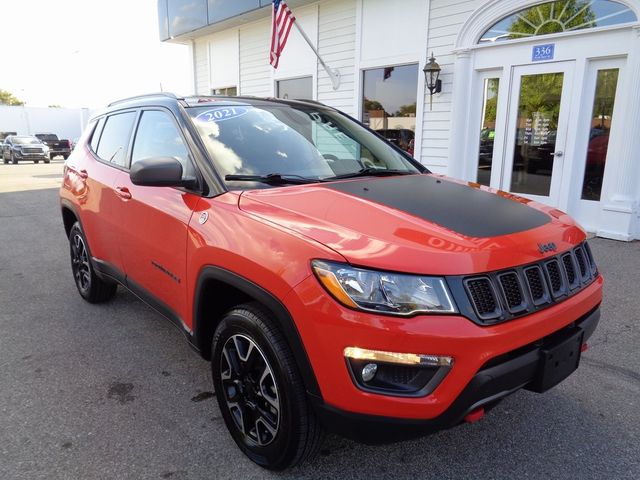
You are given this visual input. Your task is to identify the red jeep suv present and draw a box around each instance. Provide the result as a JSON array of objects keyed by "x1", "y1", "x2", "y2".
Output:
[{"x1": 60, "y1": 93, "x2": 602, "y2": 470}]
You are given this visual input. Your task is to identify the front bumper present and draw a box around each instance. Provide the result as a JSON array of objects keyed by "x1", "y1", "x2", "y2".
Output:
[
  {"x1": 313, "y1": 306, "x2": 599, "y2": 443},
  {"x1": 285, "y1": 273, "x2": 603, "y2": 421}
]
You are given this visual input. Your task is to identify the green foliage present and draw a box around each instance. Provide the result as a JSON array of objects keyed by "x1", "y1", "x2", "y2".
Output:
[
  {"x1": 508, "y1": 1, "x2": 596, "y2": 38},
  {"x1": 394, "y1": 103, "x2": 417, "y2": 117},
  {"x1": 0, "y1": 89, "x2": 25, "y2": 106}
]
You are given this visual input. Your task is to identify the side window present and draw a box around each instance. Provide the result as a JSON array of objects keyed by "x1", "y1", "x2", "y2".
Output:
[
  {"x1": 89, "y1": 118, "x2": 105, "y2": 152},
  {"x1": 96, "y1": 112, "x2": 136, "y2": 167},
  {"x1": 131, "y1": 110, "x2": 194, "y2": 179}
]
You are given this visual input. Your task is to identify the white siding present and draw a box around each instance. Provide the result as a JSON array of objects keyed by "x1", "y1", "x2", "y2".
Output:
[
  {"x1": 317, "y1": 0, "x2": 357, "y2": 115},
  {"x1": 209, "y1": 30, "x2": 239, "y2": 90},
  {"x1": 194, "y1": 38, "x2": 209, "y2": 95},
  {"x1": 421, "y1": 0, "x2": 480, "y2": 171},
  {"x1": 239, "y1": 20, "x2": 271, "y2": 97}
]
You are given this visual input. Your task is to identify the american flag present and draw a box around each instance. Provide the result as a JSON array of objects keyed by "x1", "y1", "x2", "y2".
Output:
[{"x1": 270, "y1": 0, "x2": 296, "y2": 68}]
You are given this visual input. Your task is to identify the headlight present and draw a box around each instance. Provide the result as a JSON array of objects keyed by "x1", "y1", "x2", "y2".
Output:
[{"x1": 311, "y1": 260, "x2": 457, "y2": 315}]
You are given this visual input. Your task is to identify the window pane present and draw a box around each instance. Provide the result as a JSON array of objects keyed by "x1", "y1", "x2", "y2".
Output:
[
  {"x1": 132, "y1": 110, "x2": 193, "y2": 179},
  {"x1": 480, "y1": 0, "x2": 637, "y2": 43},
  {"x1": 581, "y1": 68, "x2": 619, "y2": 201},
  {"x1": 96, "y1": 112, "x2": 136, "y2": 167},
  {"x1": 477, "y1": 78, "x2": 499, "y2": 186},
  {"x1": 362, "y1": 64, "x2": 418, "y2": 155},
  {"x1": 89, "y1": 117, "x2": 105, "y2": 153},
  {"x1": 510, "y1": 72, "x2": 564, "y2": 196},
  {"x1": 212, "y1": 86, "x2": 237, "y2": 96},
  {"x1": 276, "y1": 77, "x2": 313, "y2": 100}
]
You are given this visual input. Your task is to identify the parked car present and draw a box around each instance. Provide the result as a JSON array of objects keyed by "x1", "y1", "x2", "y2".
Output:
[
  {"x1": 35, "y1": 133, "x2": 72, "y2": 159},
  {"x1": 2, "y1": 135, "x2": 50, "y2": 164},
  {"x1": 376, "y1": 128, "x2": 414, "y2": 153},
  {"x1": 60, "y1": 93, "x2": 602, "y2": 470}
]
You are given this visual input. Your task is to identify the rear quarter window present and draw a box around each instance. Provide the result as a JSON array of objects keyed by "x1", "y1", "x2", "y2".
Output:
[{"x1": 95, "y1": 112, "x2": 137, "y2": 167}]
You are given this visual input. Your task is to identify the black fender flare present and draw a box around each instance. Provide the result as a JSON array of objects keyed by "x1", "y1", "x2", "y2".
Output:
[{"x1": 193, "y1": 266, "x2": 322, "y2": 400}]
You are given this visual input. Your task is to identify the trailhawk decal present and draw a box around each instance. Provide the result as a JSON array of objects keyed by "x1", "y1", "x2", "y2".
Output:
[{"x1": 324, "y1": 175, "x2": 550, "y2": 238}]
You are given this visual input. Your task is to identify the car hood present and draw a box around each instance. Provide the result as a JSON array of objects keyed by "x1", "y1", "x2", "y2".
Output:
[{"x1": 238, "y1": 174, "x2": 586, "y2": 275}]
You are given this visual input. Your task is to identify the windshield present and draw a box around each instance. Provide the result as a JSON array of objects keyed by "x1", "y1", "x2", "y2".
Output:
[
  {"x1": 187, "y1": 103, "x2": 423, "y2": 187},
  {"x1": 12, "y1": 137, "x2": 42, "y2": 145}
]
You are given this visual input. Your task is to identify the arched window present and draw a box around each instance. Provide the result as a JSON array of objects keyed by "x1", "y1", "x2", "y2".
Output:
[{"x1": 479, "y1": 0, "x2": 637, "y2": 43}]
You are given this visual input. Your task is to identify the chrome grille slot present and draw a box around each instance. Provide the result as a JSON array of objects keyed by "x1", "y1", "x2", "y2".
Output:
[{"x1": 574, "y1": 246, "x2": 589, "y2": 281}]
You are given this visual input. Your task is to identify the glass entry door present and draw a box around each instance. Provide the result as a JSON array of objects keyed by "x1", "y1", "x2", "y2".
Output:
[{"x1": 501, "y1": 62, "x2": 574, "y2": 205}]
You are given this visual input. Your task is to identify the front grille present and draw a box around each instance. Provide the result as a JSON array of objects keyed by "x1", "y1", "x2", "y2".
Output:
[
  {"x1": 22, "y1": 148, "x2": 43, "y2": 154},
  {"x1": 562, "y1": 253, "x2": 578, "y2": 289},
  {"x1": 574, "y1": 246, "x2": 588, "y2": 279},
  {"x1": 462, "y1": 241, "x2": 597, "y2": 324},
  {"x1": 464, "y1": 277, "x2": 500, "y2": 319},
  {"x1": 498, "y1": 272, "x2": 525, "y2": 312}
]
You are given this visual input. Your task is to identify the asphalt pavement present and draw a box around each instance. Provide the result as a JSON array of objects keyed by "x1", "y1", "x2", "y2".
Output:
[{"x1": 0, "y1": 161, "x2": 638, "y2": 479}]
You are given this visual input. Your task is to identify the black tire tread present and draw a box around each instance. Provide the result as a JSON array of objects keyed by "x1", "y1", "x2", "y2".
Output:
[
  {"x1": 215, "y1": 302, "x2": 324, "y2": 469},
  {"x1": 69, "y1": 222, "x2": 117, "y2": 303}
]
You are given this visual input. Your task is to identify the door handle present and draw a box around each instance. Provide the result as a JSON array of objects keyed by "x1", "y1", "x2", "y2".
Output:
[
  {"x1": 115, "y1": 186, "x2": 132, "y2": 200},
  {"x1": 551, "y1": 151, "x2": 563, "y2": 157},
  {"x1": 67, "y1": 166, "x2": 89, "y2": 179}
]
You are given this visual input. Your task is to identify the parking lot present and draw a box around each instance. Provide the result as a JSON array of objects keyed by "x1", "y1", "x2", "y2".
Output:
[{"x1": 0, "y1": 161, "x2": 638, "y2": 480}]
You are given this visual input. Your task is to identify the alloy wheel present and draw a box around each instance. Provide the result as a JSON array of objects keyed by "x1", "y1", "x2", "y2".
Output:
[
  {"x1": 70, "y1": 234, "x2": 91, "y2": 292},
  {"x1": 220, "y1": 334, "x2": 280, "y2": 447}
]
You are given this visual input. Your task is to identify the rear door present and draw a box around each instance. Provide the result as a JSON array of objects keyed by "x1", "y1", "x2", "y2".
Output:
[
  {"x1": 112, "y1": 108, "x2": 200, "y2": 325},
  {"x1": 69, "y1": 112, "x2": 137, "y2": 276}
]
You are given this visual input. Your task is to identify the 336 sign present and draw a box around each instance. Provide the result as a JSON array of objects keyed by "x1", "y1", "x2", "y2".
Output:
[{"x1": 532, "y1": 43, "x2": 555, "y2": 61}]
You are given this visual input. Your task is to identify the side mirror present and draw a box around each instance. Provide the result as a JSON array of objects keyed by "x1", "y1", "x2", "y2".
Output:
[{"x1": 129, "y1": 157, "x2": 197, "y2": 189}]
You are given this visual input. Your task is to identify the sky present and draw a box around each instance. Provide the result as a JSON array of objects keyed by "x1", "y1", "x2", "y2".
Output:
[{"x1": 0, "y1": 0, "x2": 192, "y2": 109}]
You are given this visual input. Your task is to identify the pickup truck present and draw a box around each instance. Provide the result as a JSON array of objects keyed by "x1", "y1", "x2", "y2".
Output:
[{"x1": 35, "y1": 133, "x2": 72, "y2": 159}]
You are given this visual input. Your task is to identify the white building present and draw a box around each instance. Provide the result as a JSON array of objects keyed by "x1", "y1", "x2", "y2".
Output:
[{"x1": 159, "y1": 0, "x2": 640, "y2": 240}]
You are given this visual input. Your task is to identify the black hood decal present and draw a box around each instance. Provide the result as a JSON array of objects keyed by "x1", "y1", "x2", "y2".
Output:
[{"x1": 324, "y1": 175, "x2": 550, "y2": 238}]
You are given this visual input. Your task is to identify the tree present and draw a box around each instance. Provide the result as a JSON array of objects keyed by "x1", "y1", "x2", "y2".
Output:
[
  {"x1": 394, "y1": 103, "x2": 416, "y2": 117},
  {"x1": 0, "y1": 89, "x2": 25, "y2": 106},
  {"x1": 363, "y1": 97, "x2": 386, "y2": 115},
  {"x1": 507, "y1": 1, "x2": 596, "y2": 38}
]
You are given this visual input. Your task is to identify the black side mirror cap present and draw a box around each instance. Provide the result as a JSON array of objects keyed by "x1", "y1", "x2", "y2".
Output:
[{"x1": 129, "y1": 157, "x2": 194, "y2": 188}]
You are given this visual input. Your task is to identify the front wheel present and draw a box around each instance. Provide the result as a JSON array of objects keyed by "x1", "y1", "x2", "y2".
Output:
[
  {"x1": 68, "y1": 222, "x2": 117, "y2": 303},
  {"x1": 11, "y1": 153, "x2": 17, "y2": 164},
  {"x1": 212, "y1": 304, "x2": 324, "y2": 470}
]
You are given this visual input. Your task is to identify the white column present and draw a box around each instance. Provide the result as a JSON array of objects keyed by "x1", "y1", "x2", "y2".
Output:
[
  {"x1": 447, "y1": 49, "x2": 473, "y2": 179},
  {"x1": 598, "y1": 26, "x2": 640, "y2": 240}
]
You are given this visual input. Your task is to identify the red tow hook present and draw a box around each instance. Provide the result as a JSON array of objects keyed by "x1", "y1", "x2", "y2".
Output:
[
  {"x1": 581, "y1": 342, "x2": 589, "y2": 352},
  {"x1": 464, "y1": 407, "x2": 485, "y2": 423}
]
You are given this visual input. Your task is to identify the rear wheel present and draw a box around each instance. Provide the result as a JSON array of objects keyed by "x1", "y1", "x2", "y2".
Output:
[
  {"x1": 212, "y1": 303, "x2": 324, "y2": 470},
  {"x1": 68, "y1": 222, "x2": 117, "y2": 303}
]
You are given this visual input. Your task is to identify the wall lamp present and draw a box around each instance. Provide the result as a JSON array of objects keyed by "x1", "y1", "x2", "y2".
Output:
[{"x1": 423, "y1": 52, "x2": 442, "y2": 110}]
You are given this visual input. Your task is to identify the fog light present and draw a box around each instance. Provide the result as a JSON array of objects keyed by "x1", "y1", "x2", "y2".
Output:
[{"x1": 361, "y1": 363, "x2": 377, "y2": 382}]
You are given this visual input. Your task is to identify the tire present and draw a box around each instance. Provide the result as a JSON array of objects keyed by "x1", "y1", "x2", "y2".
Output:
[
  {"x1": 68, "y1": 222, "x2": 117, "y2": 303},
  {"x1": 34, "y1": 160, "x2": 39, "y2": 164},
  {"x1": 44, "y1": 159, "x2": 50, "y2": 164},
  {"x1": 212, "y1": 303, "x2": 324, "y2": 470},
  {"x1": 11, "y1": 153, "x2": 17, "y2": 164},
  {"x1": 63, "y1": 154, "x2": 70, "y2": 160}
]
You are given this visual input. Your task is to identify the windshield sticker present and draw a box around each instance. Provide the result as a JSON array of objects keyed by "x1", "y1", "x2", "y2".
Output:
[{"x1": 195, "y1": 107, "x2": 248, "y2": 122}]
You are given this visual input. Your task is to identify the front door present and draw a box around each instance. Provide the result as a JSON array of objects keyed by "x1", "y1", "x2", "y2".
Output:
[{"x1": 500, "y1": 61, "x2": 574, "y2": 206}]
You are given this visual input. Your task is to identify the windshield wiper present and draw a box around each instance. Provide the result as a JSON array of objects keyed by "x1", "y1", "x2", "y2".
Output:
[
  {"x1": 324, "y1": 167, "x2": 417, "y2": 181},
  {"x1": 225, "y1": 173, "x2": 324, "y2": 185}
]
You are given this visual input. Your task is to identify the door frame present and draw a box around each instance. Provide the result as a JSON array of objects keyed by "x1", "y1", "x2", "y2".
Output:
[{"x1": 499, "y1": 60, "x2": 575, "y2": 205}]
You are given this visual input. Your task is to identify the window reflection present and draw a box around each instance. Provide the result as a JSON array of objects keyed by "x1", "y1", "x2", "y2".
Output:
[
  {"x1": 510, "y1": 72, "x2": 563, "y2": 196},
  {"x1": 362, "y1": 64, "x2": 418, "y2": 155},
  {"x1": 276, "y1": 77, "x2": 313, "y2": 100},
  {"x1": 477, "y1": 78, "x2": 499, "y2": 186},
  {"x1": 212, "y1": 86, "x2": 237, "y2": 96},
  {"x1": 581, "y1": 68, "x2": 619, "y2": 201},
  {"x1": 480, "y1": 0, "x2": 637, "y2": 43}
]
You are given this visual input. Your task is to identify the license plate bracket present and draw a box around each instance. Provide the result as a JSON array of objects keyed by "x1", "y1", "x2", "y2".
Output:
[{"x1": 526, "y1": 327, "x2": 584, "y2": 393}]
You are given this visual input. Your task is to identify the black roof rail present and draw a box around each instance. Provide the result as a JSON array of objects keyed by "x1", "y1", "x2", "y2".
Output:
[
  {"x1": 108, "y1": 92, "x2": 179, "y2": 107},
  {"x1": 293, "y1": 98, "x2": 329, "y2": 107}
]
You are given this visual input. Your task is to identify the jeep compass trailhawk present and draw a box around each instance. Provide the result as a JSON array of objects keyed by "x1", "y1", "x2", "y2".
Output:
[{"x1": 60, "y1": 93, "x2": 602, "y2": 470}]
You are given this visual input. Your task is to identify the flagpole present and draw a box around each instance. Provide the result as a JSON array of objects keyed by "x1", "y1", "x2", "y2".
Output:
[{"x1": 291, "y1": 22, "x2": 340, "y2": 90}]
